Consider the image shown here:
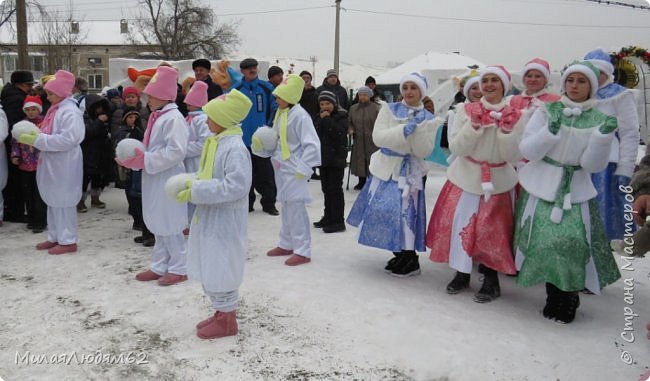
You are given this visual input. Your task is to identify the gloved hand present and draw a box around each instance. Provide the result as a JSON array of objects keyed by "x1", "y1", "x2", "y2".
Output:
[
  {"x1": 413, "y1": 109, "x2": 426, "y2": 124},
  {"x1": 176, "y1": 179, "x2": 193, "y2": 203},
  {"x1": 469, "y1": 106, "x2": 483, "y2": 129},
  {"x1": 599, "y1": 117, "x2": 618, "y2": 135},
  {"x1": 18, "y1": 131, "x2": 39, "y2": 146},
  {"x1": 115, "y1": 148, "x2": 145, "y2": 170},
  {"x1": 403, "y1": 120, "x2": 417, "y2": 137},
  {"x1": 548, "y1": 120, "x2": 561, "y2": 135},
  {"x1": 295, "y1": 172, "x2": 305, "y2": 180}
]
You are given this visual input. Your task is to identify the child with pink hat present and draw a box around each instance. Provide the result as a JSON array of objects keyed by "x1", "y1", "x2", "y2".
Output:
[
  {"x1": 182, "y1": 81, "x2": 211, "y2": 231},
  {"x1": 116, "y1": 65, "x2": 190, "y2": 286},
  {"x1": 16, "y1": 69, "x2": 85, "y2": 254}
]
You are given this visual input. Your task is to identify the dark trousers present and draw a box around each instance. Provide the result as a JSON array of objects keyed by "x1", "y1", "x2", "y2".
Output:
[
  {"x1": 20, "y1": 170, "x2": 47, "y2": 228},
  {"x1": 320, "y1": 166, "x2": 345, "y2": 224},
  {"x1": 3, "y1": 140, "x2": 26, "y2": 220},
  {"x1": 126, "y1": 191, "x2": 144, "y2": 227},
  {"x1": 248, "y1": 147, "x2": 277, "y2": 209}
]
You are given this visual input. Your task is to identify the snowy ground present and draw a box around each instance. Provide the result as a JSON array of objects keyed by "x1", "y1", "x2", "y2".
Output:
[{"x1": 1, "y1": 167, "x2": 649, "y2": 381}]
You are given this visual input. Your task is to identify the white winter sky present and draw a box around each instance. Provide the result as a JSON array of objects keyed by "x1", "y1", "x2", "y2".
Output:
[{"x1": 20, "y1": 0, "x2": 650, "y2": 71}]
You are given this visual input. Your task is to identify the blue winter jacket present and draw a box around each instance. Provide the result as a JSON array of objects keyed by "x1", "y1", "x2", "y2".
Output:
[{"x1": 235, "y1": 78, "x2": 277, "y2": 147}]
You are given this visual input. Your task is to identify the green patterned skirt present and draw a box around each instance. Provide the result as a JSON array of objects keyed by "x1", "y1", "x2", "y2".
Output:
[{"x1": 514, "y1": 190, "x2": 621, "y2": 292}]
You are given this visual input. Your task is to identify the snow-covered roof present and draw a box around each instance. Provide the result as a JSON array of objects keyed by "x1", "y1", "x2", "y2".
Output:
[{"x1": 375, "y1": 51, "x2": 486, "y2": 84}]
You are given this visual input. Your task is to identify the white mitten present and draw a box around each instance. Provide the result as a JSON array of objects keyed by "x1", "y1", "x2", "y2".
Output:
[
  {"x1": 251, "y1": 126, "x2": 278, "y2": 153},
  {"x1": 11, "y1": 120, "x2": 40, "y2": 140},
  {"x1": 164, "y1": 173, "x2": 195, "y2": 200},
  {"x1": 115, "y1": 138, "x2": 146, "y2": 161}
]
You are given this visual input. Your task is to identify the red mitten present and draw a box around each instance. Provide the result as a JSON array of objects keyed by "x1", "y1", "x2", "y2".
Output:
[{"x1": 468, "y1": 104, "x2": 483, "y2": 129}]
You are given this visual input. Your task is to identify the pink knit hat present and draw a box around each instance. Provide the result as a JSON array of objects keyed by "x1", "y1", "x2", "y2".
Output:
[
  {"x1": 479, "y1": 65, "x2": 511, "y2": 95},
  {"x1": 43, "y1": 70, "x2": 75, "y2": 98},
  {"x1": 523, "y1": 58, "x2": 551, "y2": 82},
  {"x1": 143, "y1": 66, "x2": 179, "y2": 101},
  {"x1": 184, "y1": 80, "x2": 208, "y2": 107}
]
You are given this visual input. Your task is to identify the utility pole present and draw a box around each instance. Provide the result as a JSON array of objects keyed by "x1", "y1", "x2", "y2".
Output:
[
  {"x1": 334, "y1": 0, "x2": 341, "y2": 73},
  {"x1": 16, "y1": 0, "x2": 30, "y2": 70},
  {"x1": 309, "y1": 55, "x2": 317, "y2": 82}
]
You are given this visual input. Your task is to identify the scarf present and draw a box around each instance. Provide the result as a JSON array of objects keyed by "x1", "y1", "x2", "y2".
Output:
[
  {"x1": 273, "y1": 107, "x2": 290, "y2": 160},
  {"x1": 143, "y1": 108, "x2": 173, "y2": 147},
  {"x1": 196, "y1": 127, "x2": 243, "y2": 180},
  {"x1": 40, "y1": 102, "x2": 61, "y2": 135}
]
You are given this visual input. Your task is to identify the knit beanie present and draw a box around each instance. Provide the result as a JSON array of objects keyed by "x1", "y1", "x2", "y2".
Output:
[
  {"x1": 268, "y1": 66, "x2": 284, "y2": 78},
  {"x1": 43, "y1": 70, "x2": 75, "y2": 98},
  {"x1": 272, "y1": 74, "x2": 305, "y2": 105},
  {"x1": 399, "y1": 72, "x2": 428, "y2": 100},
  {"x1": 122, "y1": 108, "x2": 141, "y2": 123},
  {"x1": 365, "y1": 76, "x2": 376, "y2": 85},
  {"x1": 10, "y1": 70, "x2": 34, "y2": 85},
  {"x1": 523, "y1": 58, "x2": 551, "y2": 82},
  {"x1": 479, "y1": 65, "x2": 511, "y2": 95},
  {"x1": 202, "y1": 89, "x2": 252, "y2": 129},
  {"x1": 461, "y1": 71, "x2": 481, "y2": 99},
  {"x1": 299, "y1": 70, "x2": 312, "y2": 79},
  {"x1": 192, "y1": 58, "x2": 211, "y2": 70},
  {"x1": 356, "y1": 86, "x2": 373, "y2": 97},
  {"x1": 561, "y1": 61, "x2": 600, "y2": 99},
  {"x1": 22, "y1": 95, "x2": 43, "y2": 112},
  {"x1": 583, "y1": 48, "x2": 614, "y2": 77},
  {"x1": 143, "y1": 66, "x2": 179, "y2": 101},
  {"x1": 326, "y1": 69, "x2": 338, "y2": 78},
  {"x1": 318, "y1": 90, "x2": 338, "y2": 106},
  {"x1": 184, "y1": 80, "x2": 208, "y2": 107},
  {"x1": 122, "y1": 86, "x2": 140, "y2": 99},
  {"x1": 106, "y1": 88, "x2": 121, "y2": 99}
]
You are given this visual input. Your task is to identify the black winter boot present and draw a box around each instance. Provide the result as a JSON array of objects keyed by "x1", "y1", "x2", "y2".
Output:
[
  {"x1": 543, "y1": 283, "x2": 558, "y2": 320},
  {"x1": 384, "y1": 252, "x2": 402, "y2": 273},
  {"x1": 323, "y1": 222, "x2": 346, "y2": 233},
  {"x1": 446, "y1": 271, "x2": 471, "y2": 294},
  {"x1": 554, "y1": 288, "x2": 580, "y2": 324},
  {"x1": 474, "y1": 266, "x2": 500, "y2": 303},
  {"x1": 390, "y1": 250, "x2": 421, "y2": 277},
  {"x1": 313, "y1": 216, "x2": 329, "y2": 228}
]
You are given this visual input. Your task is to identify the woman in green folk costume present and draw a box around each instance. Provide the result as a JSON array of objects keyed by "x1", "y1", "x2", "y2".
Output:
[{"x1": 515, "y1": 61, "x2": 621, "y2": 324}]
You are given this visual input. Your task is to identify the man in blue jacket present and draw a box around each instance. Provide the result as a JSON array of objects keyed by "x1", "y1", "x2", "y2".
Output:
[{"x1": 236, "y1": 58, "x2": 279, "y2": 215}]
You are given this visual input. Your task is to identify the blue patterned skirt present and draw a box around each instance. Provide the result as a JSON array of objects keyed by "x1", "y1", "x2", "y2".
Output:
[
  {"x1": 591, "y1": 162, "x2": 635, "y2": 240},
  {"x1": 346, "y1": 175, "x2": 426, "y2": 252}
]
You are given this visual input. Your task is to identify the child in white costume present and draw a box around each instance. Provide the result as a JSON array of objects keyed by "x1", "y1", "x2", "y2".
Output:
[
  {"x1": 252, "y1": 74, "x2": 321, "y2": 266},
  {"x1": 171, "y1": 89, "x2": 252, "y2": 339},
  {"x1": 183, "y1": 80, "x2": 211, "y2": 228},
  {"x1": 0, "y1": 106, "x2": 7, "y2": 225},
  {"x1": 17, "y1": 70, "x2": 84, "y2": 254},
  {"x1": 117, "y1": 65, "x2": 189, "y2": 286}
]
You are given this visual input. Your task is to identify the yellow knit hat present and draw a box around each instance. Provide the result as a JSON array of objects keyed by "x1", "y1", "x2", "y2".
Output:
[
  {"x1": 272, "y1": 73, "x2": 304, "y2": 104},
  {"x1": 202, "y1": 89, "x2": 252, "y2": 129}
]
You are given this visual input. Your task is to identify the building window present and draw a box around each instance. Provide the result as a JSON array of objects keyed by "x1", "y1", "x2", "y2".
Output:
[
  {"x1": 88, "y1": 74, "x2": 103, "y2": 90},
  {"x1": 31, "y1": 56, "x2": 45, "y2": 72},
  {"x1": 4, "y1": 55, "x2": 16, "y2": 72}
]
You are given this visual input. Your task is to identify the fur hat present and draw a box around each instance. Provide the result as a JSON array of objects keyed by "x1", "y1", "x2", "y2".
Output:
[
  {"x1": 43, "y1": 70, "x2": 75, "y2": 98},
  {"x1": 239, "y1": 58, "x2": 258, "y2": 69},
  {"x1": 399, "y1": 72, "x2": 428, "y2": 100},
  {"x1": 318, "y1": 90, "x2": 338, "y2": 106},
  {"x1": 143, "y1": 66, "x2": 178, "y2": 101},
  {"x1": 272, "y1": 74, "x2": 304, "y2": 105},
  {"x1": 192, "y1": 59, "x2": 211, "y2": 70},
  {"x1": 479, "y1": 65, "x2": 511, "y2": 95},
  {"x1": 202, "y1": 89, "x2": 252, "y2": 129},
  {"x1": 523, "y1": 58, "x2": 551, "y2": 82},
  {"x1": 122, "y1": 86, "x2": 140, "y2": 99},
  {"x1": 561, "y1": 61, "x2": 600, "y2": 99},
  {"x1": 184, "y1": 80, "x2": 208, "y2": 107},
  {"x1": 463, "y1": 75, "x2": 481, "y2": 100},
  {"x1": 10, "y1": 70, "x2": 35, "y2": 85},
  {"x1": 22, "y1": 95, "x2": 43, "y2": 112},
  {"x1": 584, "y1": 48, "x2": 614, "y2": 77}
]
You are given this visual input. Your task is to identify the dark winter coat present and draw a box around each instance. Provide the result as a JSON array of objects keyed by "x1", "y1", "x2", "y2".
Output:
[
  {"x1": 81, "y1": 95, "x2": 113, "y2": 182},
  {"x1": 202, "y1": 75, "x2": 223, "y2": 101},
  {"x1": 348, "y1": 101, "x2": 380, "y2": 177},
  {"x1": 0, "y1": 83, "x2": 28, "y2": 128},
  {"x1": 315, "y1": 109, "x2": 348, "y2": 168},
  {"x1": 317, "y1": 79, "x2": 350, "y2": 111},
  {"x1": 299, "y1": 86, "x2": 320, "y2": 122}
]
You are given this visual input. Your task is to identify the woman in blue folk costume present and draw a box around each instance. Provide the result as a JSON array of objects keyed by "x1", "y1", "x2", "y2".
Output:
[
  {"x1": 584, "y1": 48, "x2": 640, "y2": 242},
  {"x1": 515, "y1": 61, "x2": 621, "y2": 324},
  {"x1": 347, "y1": 72, "x2": 440, "y2": 277}
]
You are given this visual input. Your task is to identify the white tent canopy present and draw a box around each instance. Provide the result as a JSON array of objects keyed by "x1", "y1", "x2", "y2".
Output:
[{"x1": 375, "y1": 51, "x2": 486, "y2": 86}]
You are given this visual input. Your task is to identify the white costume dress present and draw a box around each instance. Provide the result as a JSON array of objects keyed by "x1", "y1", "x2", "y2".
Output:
[
  {"x1": 33, "y1": 98, "x2": 84, "y2": 244},
  {"x1": 253, "y1": 104, "x2": 321, "y2": 258},
  {"x1": 187, "y1": 133, "x2": 252, "y2": 311},
  {"x1": 142, "y1": 103, "x2": 189, "y2": 276},
  {"x1": 183, "y1": 110, "x2": 210, "y2": 223}
]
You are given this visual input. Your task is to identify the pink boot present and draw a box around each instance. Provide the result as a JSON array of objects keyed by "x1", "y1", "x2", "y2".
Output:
[
  {"x1": 135, "y1": 270, "x2": 163, "y2": 281},
  {"x1": 197, "y1": 310, "x2": 238, "y2": 339},
  {"x1": 267, "y1": 247, "x2": 293, "y2": 257},
  {"x1": 36, "y1": 241, "x2": 58, "y2": 250},
  {"x1": 157, "y1": 273, "x2": 188, "y2": 286},
  {"x1": 196, "y1": 314, "x2": 216, "y2": 330},
  {"x1": 285, "y1": 254, "x2": 311, "y2": 266},
  {"x1": 48, "y1": 243, "x2": 77, "y2": 255}
]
